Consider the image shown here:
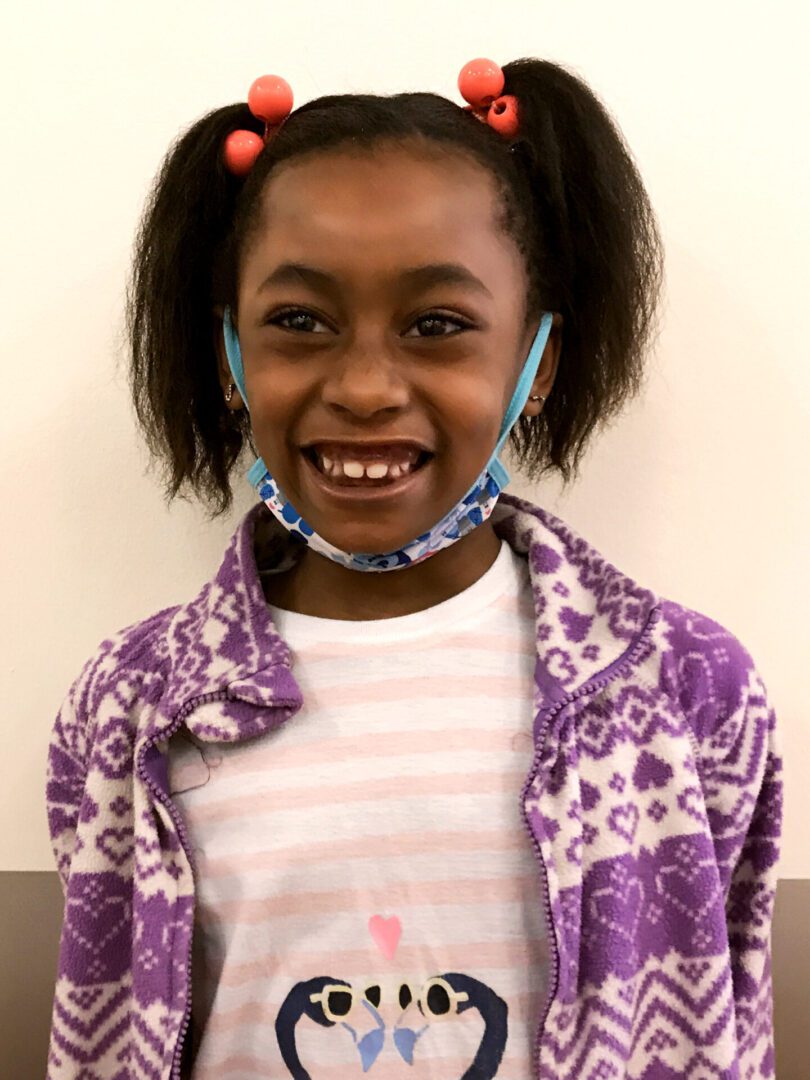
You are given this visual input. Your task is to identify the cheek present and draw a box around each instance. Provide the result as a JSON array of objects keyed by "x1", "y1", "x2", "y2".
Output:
[
  {"x1": 432, "y1": 376, "x2": 505, "y2": 460},
  {"x1": 249, "y1": 370, "x2": 306, "y2": 448}
]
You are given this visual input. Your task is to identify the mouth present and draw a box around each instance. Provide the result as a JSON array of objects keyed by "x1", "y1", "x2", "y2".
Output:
[
  {"x1": 304, "y1": 443, "x2": 432, "y2": 485},
  {"x1": 300, "y1": 440, "x2": 434, "y2": 497}
]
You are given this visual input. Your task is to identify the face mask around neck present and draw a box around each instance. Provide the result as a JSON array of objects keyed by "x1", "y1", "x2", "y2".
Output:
[{"x1": 222, "y1": 306, "x2": 553, "y2": 572}]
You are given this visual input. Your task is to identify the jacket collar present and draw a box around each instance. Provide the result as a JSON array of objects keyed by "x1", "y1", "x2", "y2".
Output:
[{"x1": 158, "y1": 493, "x2": 661, "y2": 743}]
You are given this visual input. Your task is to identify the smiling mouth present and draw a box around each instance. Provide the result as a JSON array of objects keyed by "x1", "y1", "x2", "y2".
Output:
[{"x1": 302, "y1": 443, "x2": 433, "y2": 487}]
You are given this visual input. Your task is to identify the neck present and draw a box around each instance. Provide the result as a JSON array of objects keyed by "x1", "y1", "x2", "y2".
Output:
[{"x1": 261, "y1": 522, "x2": 502, "y2": 620}]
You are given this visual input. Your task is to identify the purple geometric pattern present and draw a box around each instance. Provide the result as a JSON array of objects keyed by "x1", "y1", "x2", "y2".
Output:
[{"x1": 44, "y1": 493, "x2": 782, "y2": 1078}]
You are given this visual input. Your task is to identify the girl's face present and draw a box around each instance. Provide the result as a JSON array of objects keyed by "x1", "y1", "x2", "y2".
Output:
[{"x1": 221, "y1": 145, "x2": 558, "y2": 555}]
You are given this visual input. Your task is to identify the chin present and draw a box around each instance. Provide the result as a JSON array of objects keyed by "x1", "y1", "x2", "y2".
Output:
[{"x1": 315, "y1": 524, "x2": 421, "y2": 558}]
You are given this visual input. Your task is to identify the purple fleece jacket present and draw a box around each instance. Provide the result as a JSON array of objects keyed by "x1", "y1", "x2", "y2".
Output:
[{"x1": 44, "y1": 493, "x2": 782, "y2": 1079}]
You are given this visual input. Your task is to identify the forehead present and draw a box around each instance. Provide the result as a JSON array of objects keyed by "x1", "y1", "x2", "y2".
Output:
[{"x1": 243, "y1": 146, "x2": 519, "y2": 278}]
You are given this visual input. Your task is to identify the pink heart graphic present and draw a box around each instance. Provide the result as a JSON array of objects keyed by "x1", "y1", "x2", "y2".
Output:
[{"x1": 369, "y1": 915, "x2": 401, "y2": 960}]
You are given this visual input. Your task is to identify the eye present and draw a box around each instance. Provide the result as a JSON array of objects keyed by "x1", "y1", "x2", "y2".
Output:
[
  {"x1": 266, "y1": 307, "x2": 332, "y2": 334},
  {"x1": 264, "y1": 307, "x2": 472, "y2": 337},
  {"x1": 404, "y1": 312, "x2": 473, "y2": 338}
]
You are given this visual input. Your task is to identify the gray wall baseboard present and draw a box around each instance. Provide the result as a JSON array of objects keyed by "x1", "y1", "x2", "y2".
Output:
[
  {"x1": 2, "y1": 872, "x2": 63, "y2": 1079},
  {"x1": 2, "y1": 873, "x2": 807, "y2": 1078}
]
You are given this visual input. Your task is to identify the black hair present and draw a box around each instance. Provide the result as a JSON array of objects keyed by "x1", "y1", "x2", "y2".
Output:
[{"x1": 126, "y1": 58, "x2": 664, "y2": 518}]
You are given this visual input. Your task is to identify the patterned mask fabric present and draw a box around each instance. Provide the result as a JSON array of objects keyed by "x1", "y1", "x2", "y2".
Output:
[{"x1": 223, "y1": 306, "x2": 553, "y2": 571}]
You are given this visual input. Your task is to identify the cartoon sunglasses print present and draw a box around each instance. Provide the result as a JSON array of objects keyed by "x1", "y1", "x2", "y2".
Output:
[
  {"x1": 309, "y1": 975, "x2": 470, "y2": 1022},
  {"x1": 277, "y1": 972, "x2": 508, "y2": 1077}
]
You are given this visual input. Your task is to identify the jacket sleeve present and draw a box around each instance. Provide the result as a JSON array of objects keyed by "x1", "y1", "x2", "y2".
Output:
[
  {"x1": 45, "y1": 655, "x2": 97, "y2": 894},
  {"x1": 710, "y1": 659, "x2": 782, "y2": 1078},
  {"x1": 663, "y1": 601, "x2": 783, "y2": 1077}
]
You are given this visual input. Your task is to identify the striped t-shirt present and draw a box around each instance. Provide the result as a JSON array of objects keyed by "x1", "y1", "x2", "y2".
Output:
[{"x1": 168, "y1": 539, "x2": 549, "y2": 1078}]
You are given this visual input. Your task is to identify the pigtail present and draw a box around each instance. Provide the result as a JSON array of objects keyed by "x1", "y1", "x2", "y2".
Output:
[
  {"x1": 125, "y1": 102, "x2": 261, "y2": 517},
  {"x1": 500, "y1": 58, "x2": 665, "y2": 483}
]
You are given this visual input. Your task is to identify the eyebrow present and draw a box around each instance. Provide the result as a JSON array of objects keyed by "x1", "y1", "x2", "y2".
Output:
[{"x1": 256, "y1": 261, "x2": 493, "y2": 299}]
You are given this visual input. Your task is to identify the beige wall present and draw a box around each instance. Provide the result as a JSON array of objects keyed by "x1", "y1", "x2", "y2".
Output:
[{"x1": 1, "y1": 0, "x2": 807, "y2": 891}]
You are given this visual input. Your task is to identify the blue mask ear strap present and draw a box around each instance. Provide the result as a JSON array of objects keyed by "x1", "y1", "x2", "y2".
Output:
[
  {"x1": 223, "y1": 306, "x2": 250, "y2": 412},
  {"x1": 494, "y1": 311, "x2": 553, "y2": 452},
  {"x1": 485, "y1": 311, "x2": 554, "y2": 488},
  {"x1": 224, "y1": 308, "x2": 269, "y2": 484}
]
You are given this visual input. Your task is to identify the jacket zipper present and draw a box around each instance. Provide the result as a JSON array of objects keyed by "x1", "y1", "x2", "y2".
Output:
[
  {"x1": 135, "y1": 688, "x2": 233, "y2": 1080},
  {"x1": 520, "y1": 700, "x2": 559, "y2": 1080},
  {"x1": 522, "y1": 604, "x2": 661, "y2": 1079}
]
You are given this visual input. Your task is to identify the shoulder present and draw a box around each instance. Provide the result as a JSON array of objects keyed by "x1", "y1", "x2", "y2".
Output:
[
  {"x1": 653, "y1": 596, "x2": 772, "y2": 745},
  {"x1": 498, "y1": 495, "x2": 772, "y2": 729},
  {"x1": 54, "y1": 602, "x2": 182, "y2": 758}
]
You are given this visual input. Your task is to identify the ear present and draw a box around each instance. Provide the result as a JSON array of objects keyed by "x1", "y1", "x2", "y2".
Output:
[
  {"x1": 523, "y1": 312, "x2": 563, "y2": 415},
  {"x1": 212, "y1": 304, "x2": 244, "y2": 409}
]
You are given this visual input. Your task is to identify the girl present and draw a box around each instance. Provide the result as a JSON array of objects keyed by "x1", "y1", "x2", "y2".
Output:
[{"x1": 45, "y1": 57, "x2": 782, "y2": 1079}]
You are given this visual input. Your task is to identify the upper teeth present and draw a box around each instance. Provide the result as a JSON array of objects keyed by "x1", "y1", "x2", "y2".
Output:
[{"x1": 319, "y1": 455, "x2": 412, "y2": 480}]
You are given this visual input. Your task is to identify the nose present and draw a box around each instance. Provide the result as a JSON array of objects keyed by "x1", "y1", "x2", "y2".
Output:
[{"x1": 321, "y1": 336, "x2": 410, "y2": 419}]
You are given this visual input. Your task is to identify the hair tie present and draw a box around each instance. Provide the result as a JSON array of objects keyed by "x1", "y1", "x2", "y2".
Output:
[
  {"x1": 457, "y1": 58, "x2": 519, "y2": 138},
  {"x1": 223, "y1": 62, "x2": 517, "y2": 177},
  {"x1": 223, "y1": 74, "x2": 294, "y2": 177}
]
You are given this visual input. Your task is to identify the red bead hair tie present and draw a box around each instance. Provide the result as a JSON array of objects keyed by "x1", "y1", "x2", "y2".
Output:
[
  {"x1": 223, "y1": 74, "x2": 294, "y2": 177},
  {"x1": 457, "y1": 58, "x2": 519, "y2": 138}
]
